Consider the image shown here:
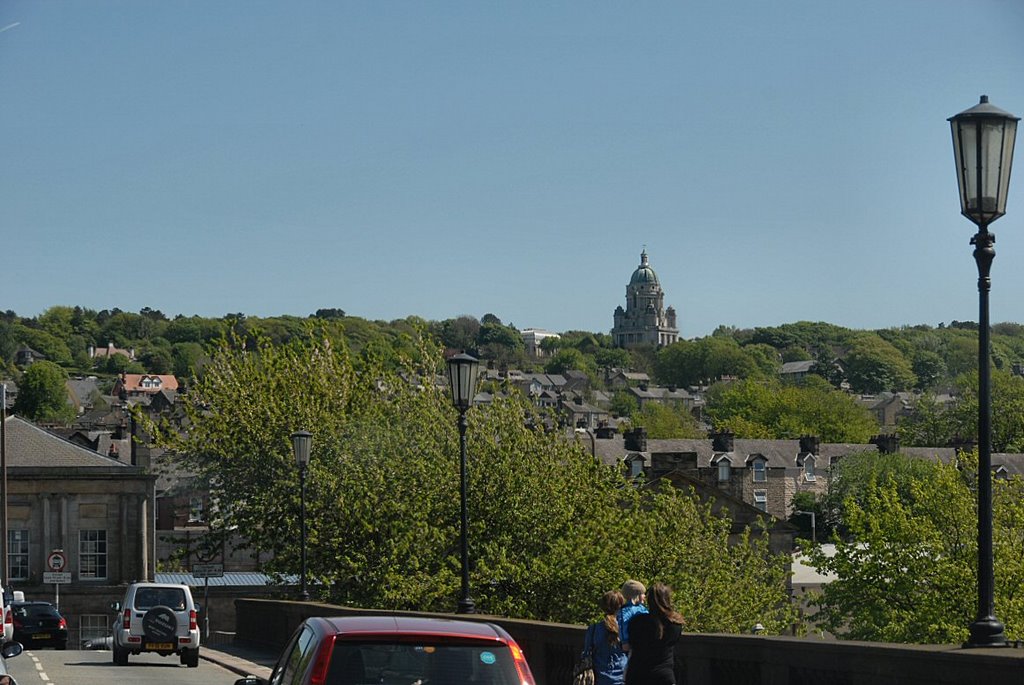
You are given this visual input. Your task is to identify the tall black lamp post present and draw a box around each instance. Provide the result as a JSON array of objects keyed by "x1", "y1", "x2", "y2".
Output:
[
  {"x1": 447, "y1": 352, "x2": 480, "y2": 614},
  {"x1": 949, "y1": 95, "x2": 1018, "y2": 648},
  {"x1": 291, "y1": 429, "x2": 312, "y2": 602}
]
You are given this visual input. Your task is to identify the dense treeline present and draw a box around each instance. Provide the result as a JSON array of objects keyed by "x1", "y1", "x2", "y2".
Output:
[{"x1": 5, "y1": 306, "x2": 1024, "y2": 447}]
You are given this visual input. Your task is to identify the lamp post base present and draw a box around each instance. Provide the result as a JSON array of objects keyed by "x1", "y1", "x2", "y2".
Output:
[
  {"x1": 964, "y1": 616, "x2": 1007, "y2": 648},
  {"x1": 456, "y1": 597, "x2": 476, "y2": 614}
]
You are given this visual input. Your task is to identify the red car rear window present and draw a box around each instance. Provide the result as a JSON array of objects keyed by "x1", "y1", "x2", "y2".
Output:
[{"x1": 326, "y1": 640, "x2": 521, "y2": 685}]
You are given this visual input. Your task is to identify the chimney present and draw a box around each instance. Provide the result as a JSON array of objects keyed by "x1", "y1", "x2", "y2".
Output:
[
  {"x1": 710, "y1": 429, "x2": 734, "y2": 453},
  {"x1": 108, "y1": 443, "x2": 120, "y2": 459},
  {"x1": 595, "y1": 424, "x2": 616, "y2": 439},
  {"x1": 799, "y1": 435, "x2": 820, "y2": 455},
  {"x1": 871, "y1": 433, "x2": 900, "y2": 454},
  {"x1": 624, "y1": 427, "x2": 648, "y2": 452}
]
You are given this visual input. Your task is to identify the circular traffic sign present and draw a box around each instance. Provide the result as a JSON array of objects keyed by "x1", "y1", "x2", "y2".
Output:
[{"x1": 46, "y1": 550, "x2": 67, "y2": 572}]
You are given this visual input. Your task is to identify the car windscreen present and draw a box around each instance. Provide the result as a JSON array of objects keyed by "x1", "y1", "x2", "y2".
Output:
[
  {"x1": 327, "y1": 639, "x2": 521, "y2": 685},
  {"x1": 133, "y1": 588, "x2": 187, "y2": 611}
]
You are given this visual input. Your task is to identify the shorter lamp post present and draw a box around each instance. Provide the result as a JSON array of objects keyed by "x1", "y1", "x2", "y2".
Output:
[
  {"x1": 291, "y1": 430, "x2": 312, "y2": 602},
  {"x1": 949, "y1": 95, "x2": 1018, "y2": 648},
  {"x1": 447, "y1": 352, "x2": 480, "y2": 614}
]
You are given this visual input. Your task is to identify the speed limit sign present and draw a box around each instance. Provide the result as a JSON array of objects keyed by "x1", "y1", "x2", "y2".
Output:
[{"x1": 46, "y1": 550, "x2": 67, "y2": 572}]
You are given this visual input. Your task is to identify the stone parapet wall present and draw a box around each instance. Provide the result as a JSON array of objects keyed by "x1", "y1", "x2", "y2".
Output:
[{"x1": 234, "y1": 599, "x2": 1024, "y2": 685}]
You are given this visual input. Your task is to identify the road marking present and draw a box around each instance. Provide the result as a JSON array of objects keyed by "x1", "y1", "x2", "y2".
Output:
[{"x1": 26, "y1": 652, "x2": 53, "y2": 684}]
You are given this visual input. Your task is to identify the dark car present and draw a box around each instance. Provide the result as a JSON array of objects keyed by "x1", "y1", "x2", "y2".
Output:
[
  {"x1": 234, "y1": 615, "x2": 537, "y2": 685},
  {"x1": 10, "y1": 601, "x2": 68, "y2": 650}
]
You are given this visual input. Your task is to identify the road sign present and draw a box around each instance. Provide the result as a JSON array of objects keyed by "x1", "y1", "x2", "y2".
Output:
[
  {"x1": 192, "y1": 563, "x2": 224, "y2": 579},
  {"x1": 46, "y1": 550, "x2": 67, "y2": 572},
  {"x1": 43, "y1": 572, "x2": 71, "y2": 584}
]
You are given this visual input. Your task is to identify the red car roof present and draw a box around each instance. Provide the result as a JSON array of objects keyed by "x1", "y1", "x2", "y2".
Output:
[{"x1": 316, "y1": 616, "x2": 510, "y2": 643}]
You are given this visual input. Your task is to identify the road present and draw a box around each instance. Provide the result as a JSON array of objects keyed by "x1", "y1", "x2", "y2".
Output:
[{"x1": 3, "y1": 649, "x2": 242, "y2": 685}]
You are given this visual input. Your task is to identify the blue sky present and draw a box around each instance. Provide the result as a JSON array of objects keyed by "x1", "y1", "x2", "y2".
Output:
[{"x1": 2, "y1": 1, "x2": 1023, "y2": 338}]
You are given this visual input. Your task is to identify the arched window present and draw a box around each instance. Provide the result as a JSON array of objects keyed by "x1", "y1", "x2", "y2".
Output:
[{"x1": 717, "y1": 457, "x2": 732, "y2": 483}]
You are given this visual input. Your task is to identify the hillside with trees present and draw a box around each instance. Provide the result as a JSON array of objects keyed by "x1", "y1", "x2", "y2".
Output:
[{"x1": 5, "y1": 306, "x2": 1024, "y2": 447}]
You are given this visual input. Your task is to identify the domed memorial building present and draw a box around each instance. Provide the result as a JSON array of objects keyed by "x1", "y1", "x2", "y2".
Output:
[{"x1": 612, "y1": 249, "x2": 679, "y2": 348}]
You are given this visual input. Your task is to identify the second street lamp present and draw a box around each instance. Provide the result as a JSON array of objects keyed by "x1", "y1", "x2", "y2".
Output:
[
  {"x1": 291, "y1": 429, "x2": 312, "y2": 602},
  {"x1": 447, "y1": 352, "x2": 480, "y2": 614},
  {"x1": 949, "y1": 94, "x2": 1019, "y2": 648}
]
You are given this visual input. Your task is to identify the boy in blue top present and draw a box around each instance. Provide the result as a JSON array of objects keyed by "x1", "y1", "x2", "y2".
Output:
[{"x1": 616, "y1": 579, "x2": 648, "y2": 653}]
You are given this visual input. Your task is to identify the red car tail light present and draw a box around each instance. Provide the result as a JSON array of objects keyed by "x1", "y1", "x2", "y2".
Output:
[
  {"x1": 122, "y1": 608, "x2": 131, "y2": 629},
  {"x1": 508, "y1": 641, "x2": 536, "y2": 685},
  {"x1": 308, "y1": 635, "x2": 337, "y2": 685},
  {"x1": 189, "y1": 609, "x2": 197, "y2": 631},
  {"x1": 59, "y1": 617, "x2": 67, "y2": 630}
]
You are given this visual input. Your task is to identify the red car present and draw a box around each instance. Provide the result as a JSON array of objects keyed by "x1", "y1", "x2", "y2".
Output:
[{"x1": 234, "y1": 615, "x2": 536, "y2": 685}]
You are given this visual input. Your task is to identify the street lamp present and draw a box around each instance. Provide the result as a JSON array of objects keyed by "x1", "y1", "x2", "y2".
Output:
[
  {"x1": 949, "y1": 95, "x2": 1019, "y2": 648},
  {"x1": 447, "y1": 352, "x2": 480, "y2": 614},
  {"x1": 291, "y1": 429, "x2": 312, "y2": 602}
]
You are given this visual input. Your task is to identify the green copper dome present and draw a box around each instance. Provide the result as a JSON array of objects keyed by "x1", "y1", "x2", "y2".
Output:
[{"x1": 629, "y1": 249, "x2": 659, "y2": 285}]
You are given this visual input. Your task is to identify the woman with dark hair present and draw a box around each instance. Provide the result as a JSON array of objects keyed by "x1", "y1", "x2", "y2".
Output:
[
  {"x1": 579, "y1": 590, "x2": 628, "y2": 685},
  {"x1": 623, "y1": 583, "x2": 684, "y2": 685}
]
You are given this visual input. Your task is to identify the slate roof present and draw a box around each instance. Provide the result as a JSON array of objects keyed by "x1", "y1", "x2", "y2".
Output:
[
  {"x1": 588, "y1": 434, "x2": 979, "y2": 471},
  {"x1": 155, "y1": 571, "x2": 298, "y2": 587},
  {"x1": 3, "y1": 415, "x2": 133, "y2": 468},
  {"x1": 780, "y1": 361, "x2": 815, "y2": 374}
]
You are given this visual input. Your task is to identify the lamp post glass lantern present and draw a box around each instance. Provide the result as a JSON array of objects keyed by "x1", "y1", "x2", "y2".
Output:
[
  {"x1": 949, "y1": 95, "x2": 1019, "y2": 648},
  {"x1": 291, "y1": 430, "x2": 312, "y2": 602},
  {"x1": 446, "y1": 353, "x2": 480, "y2": 614}
]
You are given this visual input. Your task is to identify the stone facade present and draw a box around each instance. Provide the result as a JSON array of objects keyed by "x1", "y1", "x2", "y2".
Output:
[
  {"x1": 612, "y1": 249, "x2": 679, "y2": 348},
  {"x1": 2, "y1": 415, "x2": 156, "y2": 646}
]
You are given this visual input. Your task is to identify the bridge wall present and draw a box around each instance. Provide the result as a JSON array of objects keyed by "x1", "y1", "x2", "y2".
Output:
[{"x1": 234, "y1": 598, "x2": 1024, "y2": 685}]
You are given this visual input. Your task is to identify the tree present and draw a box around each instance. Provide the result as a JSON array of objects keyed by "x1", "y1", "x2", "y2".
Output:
[
  {"x1": 626, "y1": 403, "x2": 703, "y2": 439},
  {"x1": 544, "y1": 349, "x2": 593, "y2": 376},
  {"x1": 843, "y1": 335, "x2": 916, "y2": 393},
  {"x1": 705, "y1": 377, "x2": 877, "y2": 443},
  {"x1": 153, "y1": 331, "x2": 795, "y2": 630},
  {"x1": 809, "y1": 453, "x2": 1024, "y2": 643},
  {"x1": 13, "y1": 361, "x2": 74, "y2": 423}
]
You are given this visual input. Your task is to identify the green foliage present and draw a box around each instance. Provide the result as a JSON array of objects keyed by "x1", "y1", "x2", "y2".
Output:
[
  {"x1": 609, "y1": 390, "x2": 639, "y2": 418},
  {"x1": 810, "y1": 453, "x2": 1024, "y2": 643},
  {"x1": 154, "y1": 330, "x2": 795, "y2": 630},
  {"x1": 705, "y1": 378, "x2": 877, "y2": 443},
  {"x1": 810, "y1": 459, "x2": 976, "y2": 643},
  {"x1": 544, "y1": 348, "x2": 594, "y2": 376},
  {"x1": 843, "y1": 334, "x2": 916, "y2": 393},
  {"x1": 899, "y1": 370, "x2": 1024, "y2": 452},
  {"x1": 626, "y1": 403, "x2": 704, "y2": 439},
  {"x1": 13, "y1": 361, "x2": 75, "y2": 423},
  {"x1": 654, "y1": 337, "x2": 766, "y2": 388}
]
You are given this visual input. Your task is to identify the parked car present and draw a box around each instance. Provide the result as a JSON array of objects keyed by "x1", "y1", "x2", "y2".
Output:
[
  {"x1": 111, "y1": 582, "x2": 201, "y2": 667},
  {"x1": 10, "y1": 601, "x2": 67, "y2": 650},
  {"x1": 0, "y1": 641, "x2": 24, "y2": 684},
  {"x1": 234, "y1": 615, "x2": 537, "y2": 685},
  {"x1": 1, "y1": 586, "x2": 13, "y2": 644}
]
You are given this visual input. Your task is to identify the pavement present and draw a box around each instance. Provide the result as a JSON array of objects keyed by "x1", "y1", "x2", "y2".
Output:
[{"x1": 201, "y1": 641, "x2": 277, "y2": 680}]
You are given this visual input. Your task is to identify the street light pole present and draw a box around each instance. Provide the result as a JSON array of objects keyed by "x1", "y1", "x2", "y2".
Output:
[
  {"x1": 949, "y1": 95, "x2": 1018, "y2": 648},
  {"x1": 291, "y1": 430, "x2": 312, "y2": 602},
  {"x1": 447, "y1": 352, "x2": 480, "y2": 614}
]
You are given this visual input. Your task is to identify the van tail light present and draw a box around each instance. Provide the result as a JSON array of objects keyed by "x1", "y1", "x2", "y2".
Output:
[
  {"x1": 122, "y1": 608, "x2": 131, "y2": 629},
  {"x1": 508, "y1": 641, "x2": 536, "y2": 685},
  {"x1": 308, "y1": 635, "x2": 337, "y2": 685},
  {"x1": 189, "y1": 609, "x2": 197, "y2": 631}
]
